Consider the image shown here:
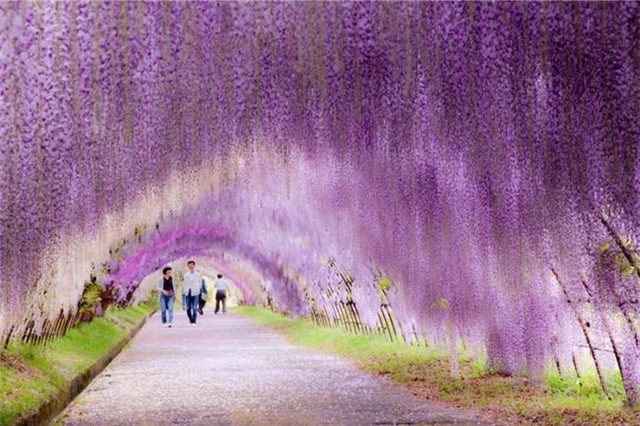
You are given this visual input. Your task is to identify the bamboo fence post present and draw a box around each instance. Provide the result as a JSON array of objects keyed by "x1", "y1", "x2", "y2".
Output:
[
  {"x1": 376, "y1": 311, "x2": 387, "y2": 338},
  {"x1": 323, "y1": 307, "x2": 334, "y2": 328},
  {"x1": 346, "y1": 301, "x2": 362, "y2": 334},
  {"x1": 346, "y1": 302, "x2": 359, "y2": 334},
  {"x1": 378, "y1": 305, "x2": 394, "y2": 342},
  {"x1": 351, "y1": 302, "x2": 369, "y2": 335},
  {"x1": 572, "y1": 351, "x2": 582, "y2": 380},
  {"x1": 553, "y1": 352, "x2": 562, "y2": 377},
  {"x1": 45, "y1": 319, "x2": 55, "y2": 345},
  {"x1": 552, "y1": 267, "x2": 610, "y2": 398},
  {"x1": 44, "y1": 319, "x2": 53, "y2": 345},
  {"x1": 52, "y1": 313, "x2": 61, "y2": 339},
  {"x1": 600, "y1": 216, "x2": 640, "y2": 280},
  {"x1": 383, "y1": 304, "x2": 400, "y2": 342},
  {"x1": 55, "y1": 310, "x2": 65, "y2": 337},
  {"x1": 22, "y1": 319, "x2": 34, "y2": 344},
  {"x1": 331, "y1": 302, "x2": 342, "y2": 329},
  {"x1": 63, "y1": 311, "x2": 74, "y2": 335},
  {"x1": 27, "y1": 321, "x2": 37, "y2": 345},
  {"x1": 3, "y1": 326, "x2": 14, "y2": 349},
  {"x1": 37, "y1": 319, "x2": 49, "y2": 346},
  {"x1": 339, "y1": 302, "x2": 354, "y2": 334},
  {"x1": 581, "y1": 278, "x2": 636, "y2": 404},
  {"x1": 342, "y1": 302, "x2": 354, "y2": 334}
]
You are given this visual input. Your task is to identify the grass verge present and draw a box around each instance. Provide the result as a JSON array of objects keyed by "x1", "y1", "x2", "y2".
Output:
[
  {"x1": 0, "y1": 303, "x2": 154, "y2": 425},
  {"x1": 237, "y1": 306, "x2": 640, "y2": 426}
]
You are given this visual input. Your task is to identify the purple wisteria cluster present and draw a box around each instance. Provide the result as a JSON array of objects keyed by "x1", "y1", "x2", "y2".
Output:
[{"x1": 1, "y1": 2, "x2": 639, "y2": 401}]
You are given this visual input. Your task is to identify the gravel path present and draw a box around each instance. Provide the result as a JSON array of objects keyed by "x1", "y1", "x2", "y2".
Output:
[{"x1": 57, "y1": 309, "x2": 494, "y2": 426}]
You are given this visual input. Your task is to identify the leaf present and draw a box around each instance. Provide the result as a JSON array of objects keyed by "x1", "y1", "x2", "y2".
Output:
[
  {"x1": 620, "y1": 265, "x2": 636, "y2": 276},
  {"x1": 437, "y1": 298, "x2": 450, "y2": 310},
  {"x1": 377, "y1": 277, "x2": 392, "y2": 291}
]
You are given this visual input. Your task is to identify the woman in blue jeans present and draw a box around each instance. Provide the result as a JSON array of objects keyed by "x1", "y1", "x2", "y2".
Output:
[{"x1": 158, "y1": 266, "x2": 175, "y2": 327}]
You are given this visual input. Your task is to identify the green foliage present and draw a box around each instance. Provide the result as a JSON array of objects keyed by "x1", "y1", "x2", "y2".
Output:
[
  {"x1": 78, "y1": 281, "x2": 105, "y2": 315},
  {"x1": 145, "y1": 290, "x2": 160, "y2": 311},
  {"x1": 239, "y1": 306, "x2": 640, "y2": 426},
  {"x1": 0, "y1": 362, "x2": 54, "y2": 426},
  {"x1": 0, "y1": 304, "x2": 152, "y2": 424},
  {"x1": 100, "y1": 261, "x2": 109, "y2": 276},
  {"x1": 468, "y1": 353, "x2": 490, "y2": 378},
  {"x1": 103, "y1": 304, "x2": 152, "y2": 329},
  {"x1": 440, "y1": 380, "x2": 466, "y2": 395},
  {"x1": 376, "y1": 278, "x2": 392, "y2": 304},
  {"x1": 240, "y1": 303, "x2": 446, "y2": 373},
  {"x1": 546, "y1": 369, "x2": 627, "y2": 401},
  {"x1": 616, "y1": 252, "x2": 637, "y2": 275},
  {"x1": 377, "y1": 277, "x2": 391, "y2": 291},
  {"x1": 134, "y1": 224, "x2": 148, "y2": 242},
  {"x1": 434, "y1": 298, "x2": 450, "y2": 310},
  {"x1": 598, "y1": 236, "x2": 639, "y2": 276}
]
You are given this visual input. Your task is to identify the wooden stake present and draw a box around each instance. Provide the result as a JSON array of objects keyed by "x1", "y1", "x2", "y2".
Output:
[
  {"x1": 581, "y1": 278, "x2": 637, "y2": 405},
  {"x1": 552, "y1": 267, "x2": 609, "y2": 397},
  {"x1": 3, "y1": 326, "x2": 14, "y2": 349}
]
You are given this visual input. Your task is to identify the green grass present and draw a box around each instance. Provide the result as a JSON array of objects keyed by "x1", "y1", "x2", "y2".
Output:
[
  {"x1": 237, "y1": 306, "x2": 441, "y2": 357},
  {"x1": 0, "y1": 303, "x2": 153, "y2": 425},
  {"x1": 237, "y1": 306, "x2": 640, "y2": 426}
]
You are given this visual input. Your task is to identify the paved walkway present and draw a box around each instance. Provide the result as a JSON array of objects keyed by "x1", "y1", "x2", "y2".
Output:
[{"x1": 57, "y1": 309, "x2": 493, "y2": 426}]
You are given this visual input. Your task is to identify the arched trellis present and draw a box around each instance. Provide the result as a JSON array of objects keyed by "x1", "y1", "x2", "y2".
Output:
[
  {"x1": 4, "y1": 210, "x2": 401, "y2": 351},
  {"x1": 1, "y1": 0, "x2": 640, "y2": 405},
  {"x1": 106, "y1": 220, "x2": 309, "y2": 315},
  {"x1": 108, "y1": 219, "x2": 404, "y2": 345}
]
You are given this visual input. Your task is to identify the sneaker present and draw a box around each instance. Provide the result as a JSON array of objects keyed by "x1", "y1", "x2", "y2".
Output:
[
  {"x1": 162, "y1": 323, "x2": 167, "y2": 327},
  {"x1": 191, "y1": 323, "x2": 196, "y2": 327}
]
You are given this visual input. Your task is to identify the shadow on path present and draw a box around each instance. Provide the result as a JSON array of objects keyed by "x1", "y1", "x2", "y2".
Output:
[{"x1": 57, "y1": 309, "x2": 494, "y2": 425}]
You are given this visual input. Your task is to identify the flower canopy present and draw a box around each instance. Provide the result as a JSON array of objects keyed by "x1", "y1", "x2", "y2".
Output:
[{"x1": 1, "y1": 1, "x2": 639, "y2": 395}]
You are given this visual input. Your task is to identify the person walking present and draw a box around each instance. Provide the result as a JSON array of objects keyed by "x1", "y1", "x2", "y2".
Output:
[
  {"x1": 183, "y1": 260, "x2": 203, "y2": 326},
  {"x1": 198, "y1": 278, "x2": 208, "y2": 315},
  {"x1": 158, "y1": 266, "x2": 175, "y2": 328},
  {"x1": 214, "y1": 273, "x2": 230, "y2": 314}
]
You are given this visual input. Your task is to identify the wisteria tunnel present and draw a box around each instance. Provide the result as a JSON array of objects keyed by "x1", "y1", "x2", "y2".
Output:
[{"x1": 1, "y1": 0, "x2": 640, "y2": 413}]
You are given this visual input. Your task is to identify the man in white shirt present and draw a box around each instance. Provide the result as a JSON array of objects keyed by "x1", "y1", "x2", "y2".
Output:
[
  {"x1": 214, "y1": 273, "x2": 230, "y2": 314},
  {"x1": 183, "y1": 260, "x2": 203, "y2": 325}
]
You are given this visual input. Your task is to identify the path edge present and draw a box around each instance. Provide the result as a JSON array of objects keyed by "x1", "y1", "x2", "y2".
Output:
[{"x1": 15, "y1": 310, "x2": 155, "y2": 426}]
